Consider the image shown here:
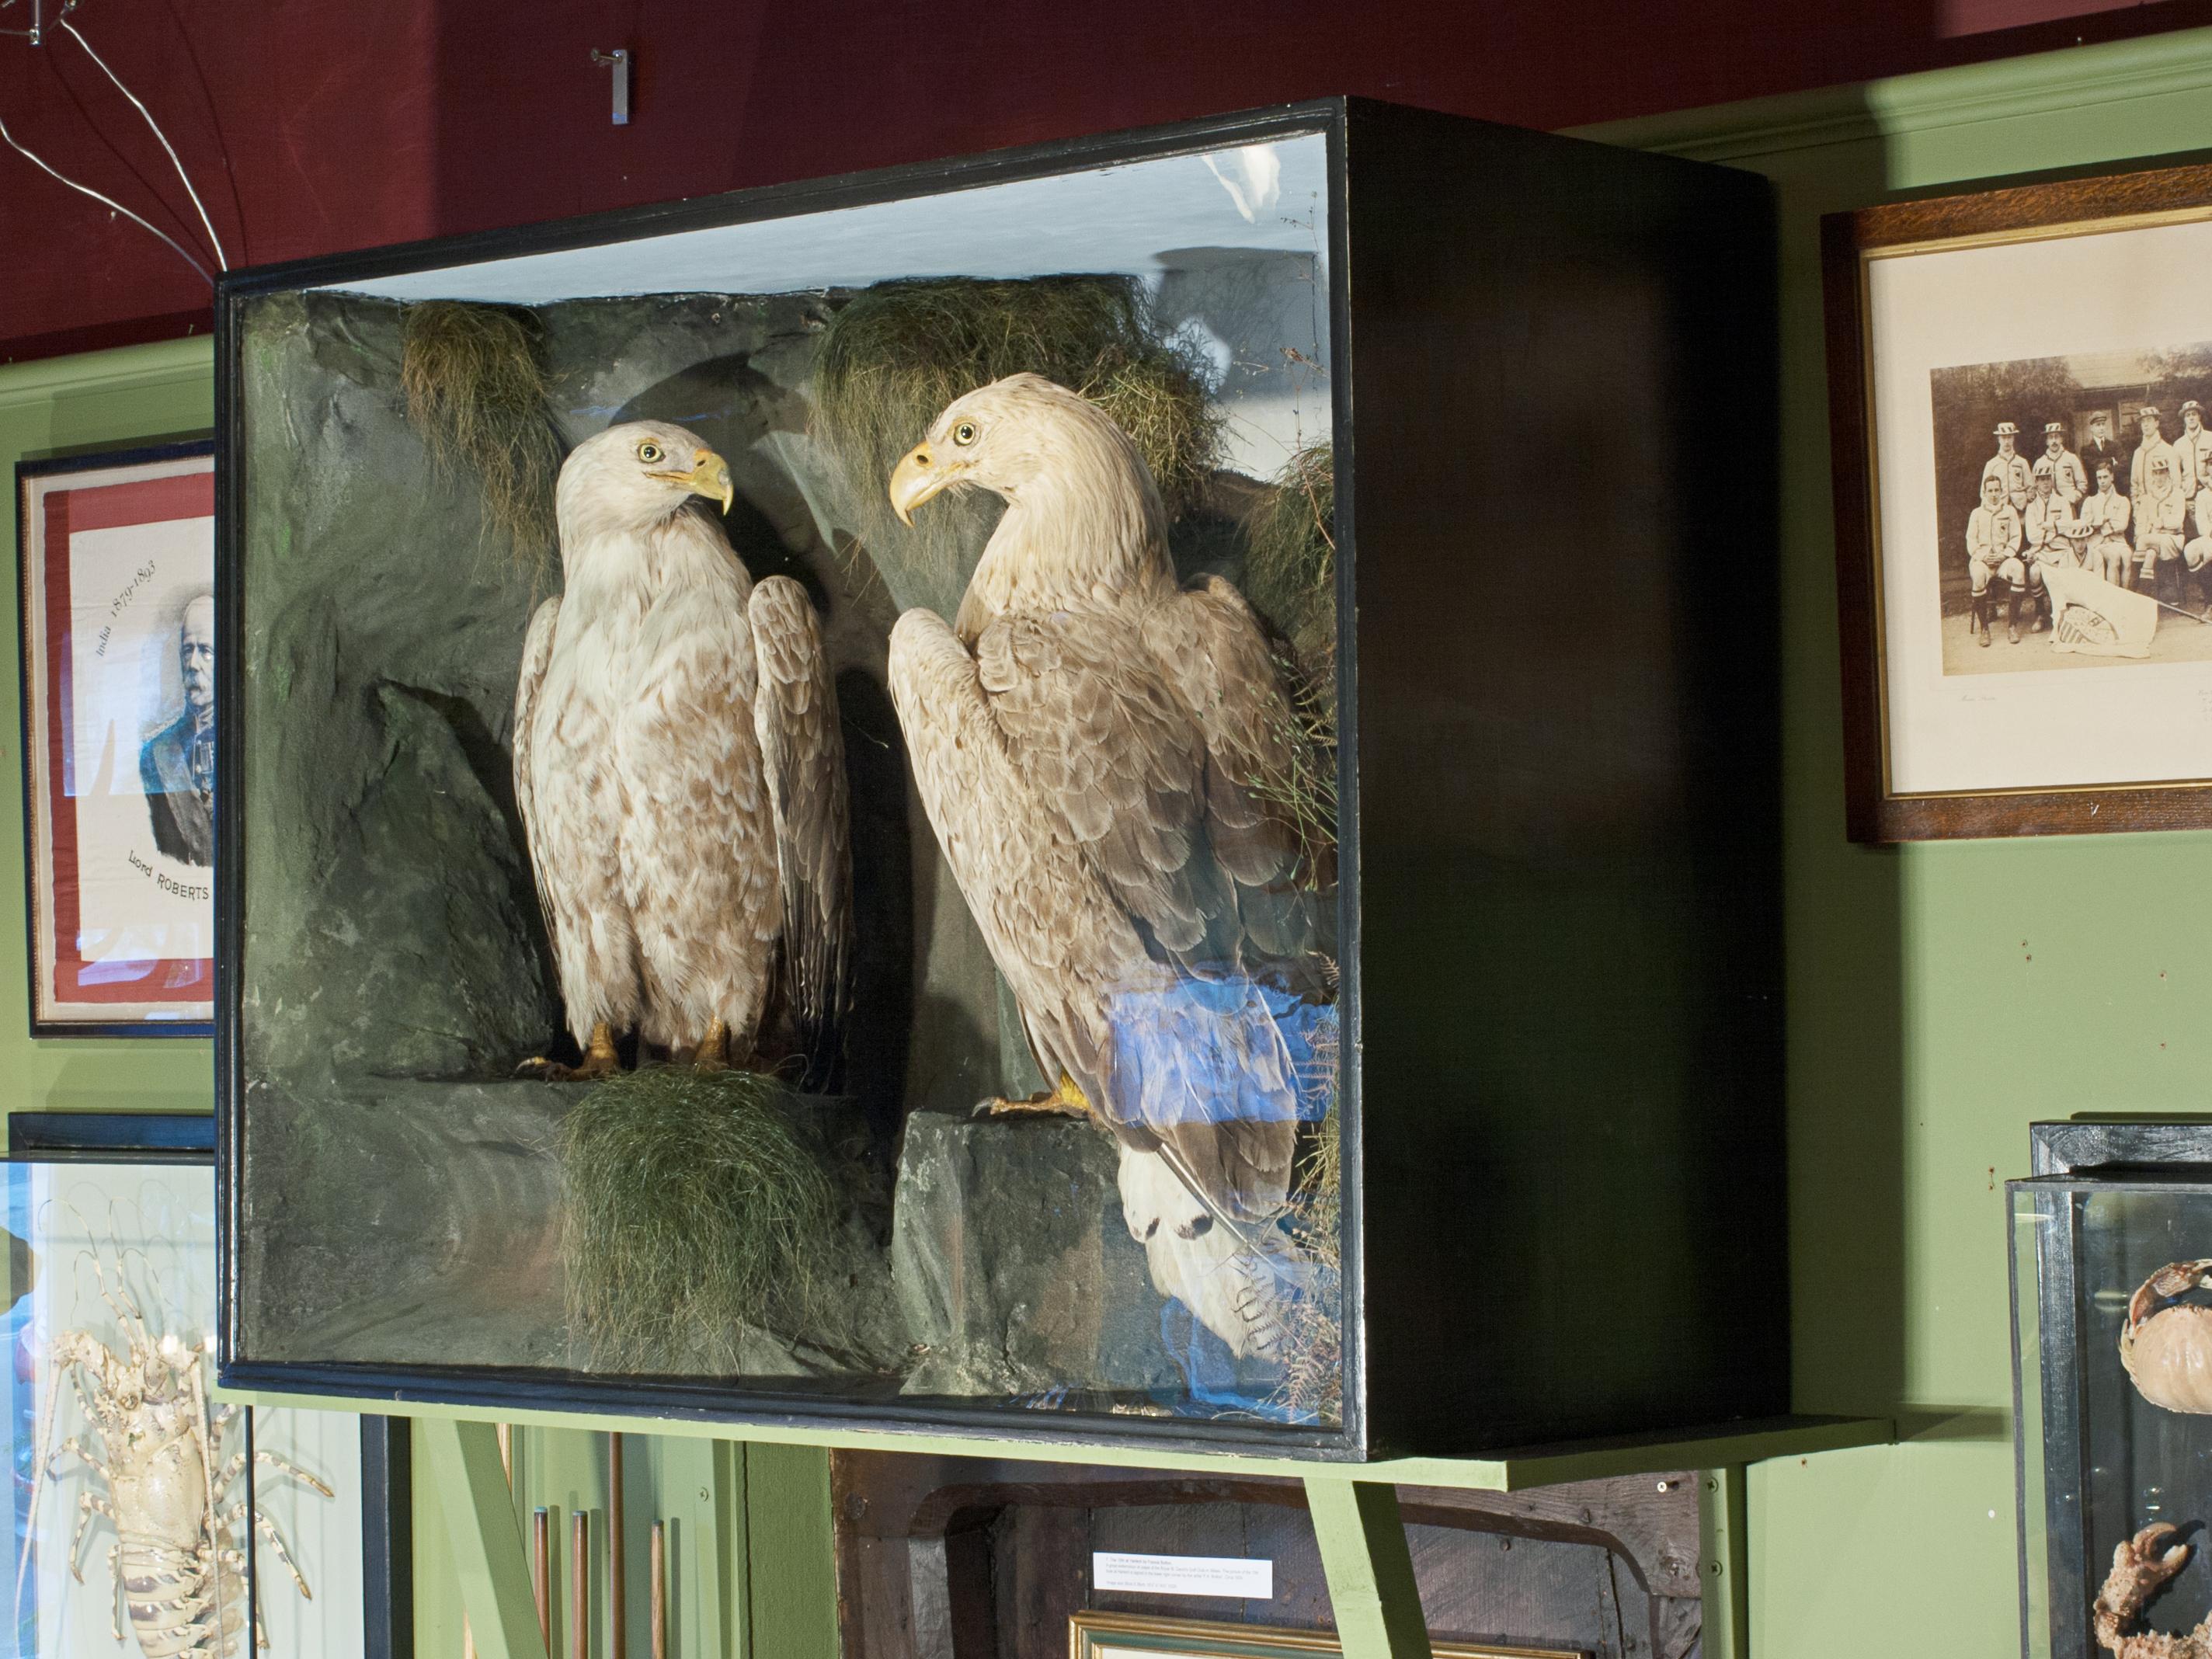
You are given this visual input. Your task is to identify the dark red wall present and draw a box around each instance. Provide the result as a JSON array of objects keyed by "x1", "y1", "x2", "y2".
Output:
[{"x1": 2, "y1": 0, "x2": 2204, "y2": 363}]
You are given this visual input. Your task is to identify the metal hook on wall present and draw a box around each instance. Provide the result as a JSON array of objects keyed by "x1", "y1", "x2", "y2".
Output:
[
  {"x1": 0, "y1": 0, "x2": 64, "y2": 47},
  {"x1": 590, "y1": 47, "x2": 630, "y2": 126}
]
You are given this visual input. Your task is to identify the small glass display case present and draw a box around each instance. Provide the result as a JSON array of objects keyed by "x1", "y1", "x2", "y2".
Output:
[
  {"x1": 2012, "y1": 1122, "x2": 2212, "y2": 1657},
  {"x1": 1, "y1": 1115, "x2": 388, "y2": 1659}
]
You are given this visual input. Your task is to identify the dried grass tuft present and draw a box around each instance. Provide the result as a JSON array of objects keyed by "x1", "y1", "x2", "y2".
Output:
[
  {"x1": 399, "y1": 301, "x2": 565, "y2": 580},
  {"x1": 1232, "y1": 443, "x2": 1340, "y2": 887},
  {"x1": 1240, "y1": 442, "x2": 1337, "y2": 683},
  {"x1": 558, "y1": 1066, "x2": 843, "y2": 1374},
  {"x1": 811, "y1": 276, "x2": 1221, "y2": 593}
]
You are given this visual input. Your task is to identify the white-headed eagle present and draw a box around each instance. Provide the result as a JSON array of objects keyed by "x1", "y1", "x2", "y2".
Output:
[
  {"x1": 883, "y1": 374, "x2": 1334, "y2": 1361},
  {"x1": 513, "y1": 420, "x2": 852, "y2": 1080}
]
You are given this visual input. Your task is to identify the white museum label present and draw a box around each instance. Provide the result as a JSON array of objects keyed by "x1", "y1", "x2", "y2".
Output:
[{"x1": 1091, "y1": 1552, "x2": 1274, "y2": 1598}]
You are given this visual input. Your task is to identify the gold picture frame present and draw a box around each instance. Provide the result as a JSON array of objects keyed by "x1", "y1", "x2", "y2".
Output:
[{"x1": 1069, "y1": 1611, "x2": 1584, "y2": 1659}]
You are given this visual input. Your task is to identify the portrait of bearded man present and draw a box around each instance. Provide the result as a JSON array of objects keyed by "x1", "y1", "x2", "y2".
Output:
[{"x1": 140, "y1": 590, "x2": 215, "y2": 868}]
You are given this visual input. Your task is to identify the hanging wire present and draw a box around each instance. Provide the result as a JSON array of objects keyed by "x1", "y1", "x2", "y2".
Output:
[
  {"x1": 0, "y1": 106, "x2": 212, "y2": 285},
  {"x1": 55, "y1": 11, "x2": 225, "y2": 270}
]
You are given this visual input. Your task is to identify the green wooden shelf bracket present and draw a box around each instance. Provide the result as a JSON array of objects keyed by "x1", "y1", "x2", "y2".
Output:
[
  {"x1": 1306, "y1": 1461, "x2": 1751, "y2": 1659},
  {"x1": 1305, "y1": 1476, "x2": 1434, "y2": 1659},
  {"x1": 421, "y1": 1417, "x2": 550, "y2": 1659},
  {"x1": 254, "y1": 1389, "x2": 1871, "y2": 1659},
  {"x1": 221, "y1": 1387, "x2": 1890, "y2": 1495},
  {"x1": 1700, "y1": 1465, "x2": 1751, "y2": 1659}
]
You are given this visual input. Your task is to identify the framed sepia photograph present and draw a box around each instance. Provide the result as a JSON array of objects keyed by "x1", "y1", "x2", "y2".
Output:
[
  {"x1": 1068, "y1": 1612, "x2": 1582, "y2": 1659},
  {"x1": 1824, "y1": 160, "x2": 2212, "y2": 840},
  {"x1": 16, "y1": 440, "x2": 214, "y2": 1035}
]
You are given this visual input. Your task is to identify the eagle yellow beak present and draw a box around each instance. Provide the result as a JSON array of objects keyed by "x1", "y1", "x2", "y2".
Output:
[
  {"x1": 652, "y1": 447, "x2": 734, "y2": 514},
  {"x1": 889, "y1": 442, "x2": 956, "y2": 528}
]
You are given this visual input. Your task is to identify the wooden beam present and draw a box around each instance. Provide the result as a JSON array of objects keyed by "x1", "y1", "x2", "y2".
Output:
[
  {"x1": 1303, "y1": 1477, "x2": 1433, "y2": 1659},
  {"x1": 1699, "y1": 1466, "x2": 1749, "y2": 1659},
  {"x1": 421, "y1": 1417, "x2": 550, "y2": 1659}
]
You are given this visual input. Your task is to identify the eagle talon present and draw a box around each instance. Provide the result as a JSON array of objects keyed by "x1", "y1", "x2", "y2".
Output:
[
  {"x1": 982, "y1": 1073, "x2": 1094, "y2": 1121},
  {"x1": 691, "y1": 1019, "x2": 731, "y2": 1074},
  {"x1": 517, "y1": 1021, "x2": 621, "y2": 1083}
]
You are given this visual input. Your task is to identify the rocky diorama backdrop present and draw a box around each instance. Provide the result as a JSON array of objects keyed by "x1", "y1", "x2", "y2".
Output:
[{"x1": 235, "y1": 270, "x2": 1337, "y2": 1417}]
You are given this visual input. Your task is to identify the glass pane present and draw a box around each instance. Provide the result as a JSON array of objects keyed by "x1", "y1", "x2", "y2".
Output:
[
  {"x1": 2012, "y1": 1184, "x2": 2051, "y2": 1659},
  {"x1": 252, "y1": 1409, "x2": 364, "y2": 1658},
  {"x1": 237, "y1": 133, "x2": 1347, "y2": 1427},
  {"x1": 2016, "y1": 1180, "x2": 2212, "y2": 1657}
]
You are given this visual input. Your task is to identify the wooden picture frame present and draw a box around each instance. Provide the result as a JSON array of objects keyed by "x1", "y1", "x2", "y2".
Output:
[
  {"x1": 15, "y1": 440, "x2": 215, "y2": 1032},
  {"x1": 1824, "y1": 158, "x2": 2212, "y2": 840},
  {"x1": 1068, "y1": 1612, "x2": 1581, "y2": 1659}
]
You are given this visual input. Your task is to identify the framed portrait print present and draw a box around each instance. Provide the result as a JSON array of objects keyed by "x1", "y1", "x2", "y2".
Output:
[
  {"x1": 1068, "y1": 1612, "x2": 1581, "y2": 1659},
  {"x1": 16, "y1": 440, "x2": 215, "y2": 1033},
  {"x1": 1824, "y1": 159, "x2": 2212, "y2": 840}
]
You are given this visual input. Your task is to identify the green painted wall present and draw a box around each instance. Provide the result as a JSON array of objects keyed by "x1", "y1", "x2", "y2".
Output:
[
  {"x1": 21, "y1": 25, "x2": 2212, "y2": 1655},
  {"x1": 0, "y1": 338, "x2": 216, "y2": 1110},
  {"x1": 1581, "y1": 24, "x2": 2212, "y2": 1657}
]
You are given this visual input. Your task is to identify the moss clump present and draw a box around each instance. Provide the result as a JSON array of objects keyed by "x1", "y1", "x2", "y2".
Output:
[
  {"x1": 398, "y1": 301, "x2": 565, "y2": 581},
  {"x1": 1240, "y1": 442, "x2": 1336, "y2": 680},
  {"x1": 812, "y1": 276, "x2": 1221, "y2": 597},
  {"x1": 558, "y1": 1066, "x2": 843, "y2": 1373}
]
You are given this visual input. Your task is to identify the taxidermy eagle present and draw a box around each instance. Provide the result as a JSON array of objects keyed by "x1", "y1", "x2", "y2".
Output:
[
  {"x1": 513, "y1": 420, "x2": 852, "y2": 1080},
  {"x1": 884, "y1": 373, "x2": 1335, "y2": 1361}
]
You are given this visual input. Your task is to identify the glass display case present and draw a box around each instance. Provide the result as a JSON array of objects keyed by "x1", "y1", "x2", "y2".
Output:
[
  {"x1": 2, "y1": 1116, "x2": 393, "y2": 1659},
  {"x1": 217, "y1": 97, "x2": 1784, "y2": 1456},
  {"x1": 2012, "y1": 1122, "x2": 2212, "y2": 1657}
]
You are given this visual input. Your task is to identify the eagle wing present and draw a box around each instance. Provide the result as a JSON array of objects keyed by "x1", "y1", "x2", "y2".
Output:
[
  {"x1": 748, "y1": 576, "x2": 854, "y2": 1073},
  {"x1": 887, "y1": 607, "x2": 1145, "y2": 1108},
  {"x1": 512, "y1": 594, "x2": 564, "y2": 983},
  {"x1": 962, "y1": 598, "x2": 1317, "y2": 1222},
  {"x1": 1147, "y1": 577, "x2": 1309, "y2": 883},
  {"x1": 1143, "y1": 576, "x2": 1331, "y2": 974},
  {"x1": 972, "y1": 606, "x2": 1232, "y2": 970}
]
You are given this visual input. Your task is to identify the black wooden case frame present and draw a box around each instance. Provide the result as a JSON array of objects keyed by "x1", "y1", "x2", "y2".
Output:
[{"x1": 214, "y1": 99, "x2": 1786, "y2": 1459}]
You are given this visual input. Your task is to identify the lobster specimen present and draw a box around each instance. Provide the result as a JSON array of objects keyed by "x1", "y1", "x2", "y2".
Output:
[{"x1": 14, "y1": 1248, "x2": 329, "y2": 1657}]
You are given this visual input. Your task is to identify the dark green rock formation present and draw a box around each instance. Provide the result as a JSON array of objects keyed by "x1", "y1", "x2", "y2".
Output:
[{"x1": 891, "y1": 1108, "x2": 1180, "y2": 1400}]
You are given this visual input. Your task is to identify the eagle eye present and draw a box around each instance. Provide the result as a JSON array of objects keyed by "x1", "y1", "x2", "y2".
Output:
[
  {"x1": 952, "y1": 421, "x2": 979, "y2": 447},
  {"x1": 637, "y1": 440, "x2": 664, "y2": 464}
]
